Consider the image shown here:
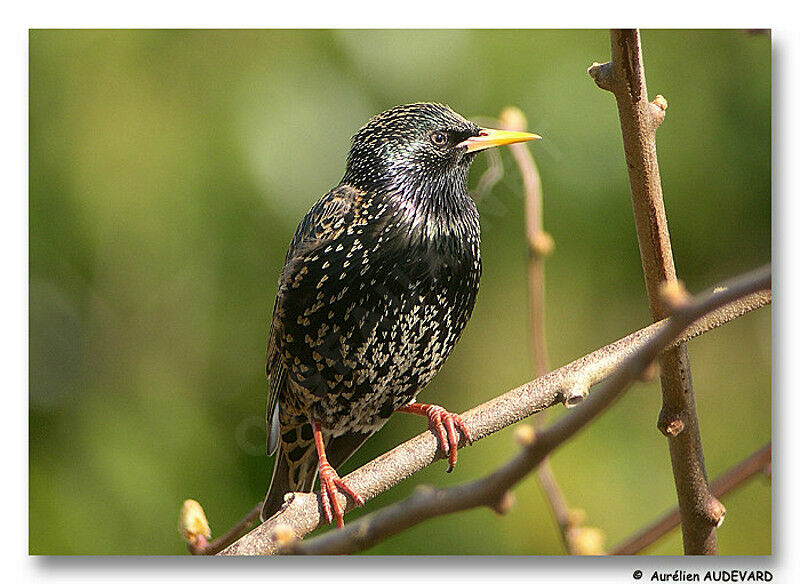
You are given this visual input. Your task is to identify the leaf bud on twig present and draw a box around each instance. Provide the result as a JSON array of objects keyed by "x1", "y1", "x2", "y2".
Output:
[{"x1": 179, "y1": 499, "x2": 211, "y2": 547}]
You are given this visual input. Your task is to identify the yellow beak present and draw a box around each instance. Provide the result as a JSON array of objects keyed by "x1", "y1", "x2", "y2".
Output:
[{"x1": 458, "y1": 128, "x2": 542, "y2": 153}]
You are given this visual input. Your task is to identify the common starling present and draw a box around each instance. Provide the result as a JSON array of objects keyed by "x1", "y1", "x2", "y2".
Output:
[{"x1": 261, "y1": 102, "x2": 540, "y2": 527}]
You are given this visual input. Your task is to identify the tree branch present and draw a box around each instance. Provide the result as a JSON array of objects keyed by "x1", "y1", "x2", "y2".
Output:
[
  {"x1": 276, "y1": 269, "x2": 771, "y2": 555},
  {"x1": 612, "y1": 443, "x2": 772, "y2": 555},
  {"x1": 590, "y1": 28, "x2": 721, "y2": 555},
  {"x1": 219, "y1": 266, "x2": 770, "y2": 555}
]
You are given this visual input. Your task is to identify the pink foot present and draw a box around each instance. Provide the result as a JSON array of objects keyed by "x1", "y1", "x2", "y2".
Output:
[
  {"x1": 398, "y1": 402, "x2": 472, "y2": 472},
  {"x1": 311, "y1": 420, "x2": 364, "y2": 528}
]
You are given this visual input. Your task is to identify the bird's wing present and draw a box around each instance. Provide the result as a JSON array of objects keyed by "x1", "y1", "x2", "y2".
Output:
[{"x1": 265, "y1": 185, "x2": 362, "y2": 454}]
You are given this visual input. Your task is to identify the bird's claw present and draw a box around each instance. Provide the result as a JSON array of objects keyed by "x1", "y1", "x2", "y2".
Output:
[
  {"x1": 318, "y1": 462, "x2": 363, "y2": 528},
  {"x1": 432, "y1": 407, "x2": 472, "y2": 472},
  {"x1": 400, "y1": 403, "x2": 472, "y2": 472}
]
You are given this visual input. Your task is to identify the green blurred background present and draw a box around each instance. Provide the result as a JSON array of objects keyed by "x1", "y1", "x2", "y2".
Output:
[{"x1": 29, "y1": 29, "x2": 771, "y2": 555}]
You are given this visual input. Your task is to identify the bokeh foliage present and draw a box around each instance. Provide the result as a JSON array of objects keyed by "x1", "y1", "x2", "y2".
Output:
[{"x1": 29, "y1": 29, "x2": 770, "y2": 555}]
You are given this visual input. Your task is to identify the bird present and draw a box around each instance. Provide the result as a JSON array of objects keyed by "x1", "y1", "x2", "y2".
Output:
[{"x1": 260, "y1": 102, "x2": 540, "y2": 527}]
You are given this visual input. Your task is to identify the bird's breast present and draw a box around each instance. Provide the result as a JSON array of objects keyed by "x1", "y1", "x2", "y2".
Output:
[{"x1": 276, "y1": 191, "x2": 481, "y2": 433}]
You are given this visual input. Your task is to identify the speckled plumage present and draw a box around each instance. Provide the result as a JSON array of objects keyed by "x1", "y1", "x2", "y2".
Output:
[{"x1": 260, "y1": 104, "x2": 487, "y2": 522}]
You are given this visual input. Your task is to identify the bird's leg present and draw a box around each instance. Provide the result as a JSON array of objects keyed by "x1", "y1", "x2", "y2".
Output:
[
  {"x1": 397, "y1": 402, "x2": 473, "y2": 472},
  {"x1": 311, "y1": 419, "x2": 364, "y2": 528}
]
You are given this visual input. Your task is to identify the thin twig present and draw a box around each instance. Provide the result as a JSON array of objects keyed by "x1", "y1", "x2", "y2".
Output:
[
  {"x1": 277, "y1": 269, "x2": 771, "y2": 555},
  {"x1": 612, "y1": 443, "x2": 772, "y2": 555},
  {"x1": 498, "y1": 107, "x2": 551, "y2": 377},
  {"x1": 219, "y1": 266, "x2": 770, "y2": 555},
  {"x1": 590, "y1": 28, "x2": 722, "y2": 555},
  {"x1": 498, "y1": 106, "x2": 585, "y2": 554}
]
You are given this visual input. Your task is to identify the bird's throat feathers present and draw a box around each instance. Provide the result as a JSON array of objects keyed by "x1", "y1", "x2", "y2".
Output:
[{"x1": 381, "y1": 168, "x2": 480, "y2": 260}]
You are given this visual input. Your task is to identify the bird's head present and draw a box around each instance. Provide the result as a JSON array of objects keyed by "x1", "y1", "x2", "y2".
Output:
[{"x1": 342, "y1": 103, "x2": 540, "y2": 194}]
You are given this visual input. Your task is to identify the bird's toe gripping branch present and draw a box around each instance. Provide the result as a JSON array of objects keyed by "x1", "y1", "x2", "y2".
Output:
[
  {"x1": 311, "y1": 420, "x2": 364, "y2": 528},
  {"x1": 318, "y1": 461, "x2": 364, "y2": 528},
  {"x1": 398, "y1": 402, "x2": 473, "y2": 472}
]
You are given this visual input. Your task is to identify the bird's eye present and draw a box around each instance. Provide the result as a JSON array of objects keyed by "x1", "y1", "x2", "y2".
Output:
[{"x1": 430, "y1": 131, "x2": 448, "y2": 147}]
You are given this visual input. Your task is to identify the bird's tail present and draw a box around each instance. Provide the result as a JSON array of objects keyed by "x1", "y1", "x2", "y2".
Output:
[
  {"x1": 260, "y1": 428, "x2": 319, "y2": 522},
  {"x1": 260, "y1": 426, "x2": 375, "y2": 522}
]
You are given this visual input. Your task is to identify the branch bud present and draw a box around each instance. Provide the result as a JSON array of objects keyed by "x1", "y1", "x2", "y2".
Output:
[
  {"x1": 588, "y1": 61, "x2": 614, "y2": 92},
  {"x1": 658, "y1": 408, "x2": 685, "y2": 437},
  {"x1": 498, "y1": 106, "x2": 528, "y2": 132},
  {"x1": 529, "y1": 231, "x2": 555, "y2": 258},
  {"x1": 564, "y1": 381, "x2": 590, "y2": 407},
  {"x1": 568, "y1": 526, "x2": 607, "y2": 555},
  {"x1": 762, "y1": 462, "x2": 772, "y2": 479},
  {"x1": 489, "y1": 491, "x2": 516, "y2": 515},
  {"x1": 273, "y1": 524, "x2": 298, "y2": 549},
  {"x1": 705, "y1": 497, "x2": 727, "y2": 528},
  {"x1": 414, "y1": 484, "x2": 436, "y2": 497},
  {"x1": 650, "y1": 94, "x2": 668, "y2": 128},
  {"x1": 566, "y1": 507, "x2": 587, "y2": 527},
  {"x1": 179, "y1": 499, "x2": 211, "y2": 547},
  {"x1": 638, "y1": 360, "x2": 659, "y2": 383},
  {"x1": 514, "y1": 424, "x2": 536, "y2": 448},
  {"x1": 659, "y1": 279, "x2": 691, "y2": 313}
]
